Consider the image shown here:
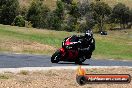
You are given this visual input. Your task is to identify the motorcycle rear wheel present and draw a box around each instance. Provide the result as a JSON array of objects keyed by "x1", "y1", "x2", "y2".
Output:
[
  {"x1": 51, "y1": 50, "x2": 61, "y2": 63},
  {"x1": 75, "y1": 57, "x2": 86, "y2": 65}
]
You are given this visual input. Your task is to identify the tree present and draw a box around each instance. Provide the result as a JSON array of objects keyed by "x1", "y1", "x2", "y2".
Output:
[
  {"x1": 66, "y1": 16, "x2": 78, "y2": 31},
  {"x1": 0, "y1": 0, "x2": 20, "y2": 25},
  {"x1": 78, "y1": 0, "x2": 90, "y2": 16},
  {"x1": 65, "y1": 1, "x2": 81, "y2": 31},
  {"x1": 68, "y1": 2, "x2": 81, "y2": 19},
  {"x1": 111, "y1": 3, "x2": 130, "y2": 29},
  {"x1": 86, "y1": 12, "x2": 96, "y2": 29},
  {"x1": 27, "y1": 0, "x2": 50, "y2": 28},
  {"x1": 55, "y1": 0, "x2": 64, "y2": 20},
  {"x1": 46, "y1": 12, "x2": 62, "y2": 30},
  {"x1": 91, "y1": 2, "x2": 111, "y2": 32},
  {"x1": 46, "y1": 0, "x2": 65, "y2": 30}
]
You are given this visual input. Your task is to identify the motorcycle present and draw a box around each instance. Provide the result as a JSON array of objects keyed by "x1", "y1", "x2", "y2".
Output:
[{"x1": 51, "y1": 35, "x2": 95, "y2": 64}]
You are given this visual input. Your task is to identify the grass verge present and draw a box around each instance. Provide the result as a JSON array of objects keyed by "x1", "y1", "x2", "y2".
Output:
[{"x1": 0, "y1": 24, "x2": 132, "y2": 60}]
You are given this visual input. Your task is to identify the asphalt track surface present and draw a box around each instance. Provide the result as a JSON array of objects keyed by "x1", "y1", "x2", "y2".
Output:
[{"x1": 0, "y1": 53, "x2": 132, "y2": 68}]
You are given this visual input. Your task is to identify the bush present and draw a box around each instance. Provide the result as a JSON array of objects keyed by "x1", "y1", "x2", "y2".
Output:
[
  {"x1": 62, "y1": 23, "x2": 80, "y2": 32},
  {"x1": 12, "y1": 15, "x2": 25, "y2": 27},
  {"x1": 0, "y1": 0, "x2": 20, "y2": 25},
  {"x1": 64, "y1": 25, "x2": 74, "y2": 32}
]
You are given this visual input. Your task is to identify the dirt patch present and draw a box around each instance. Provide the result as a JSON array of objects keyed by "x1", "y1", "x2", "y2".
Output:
[
  {"x1": 0, "y1": 67, "x2": 132, "y2": 88},
  {"x1": 0, "y1": 39, "x2": 57, "y2": 54},
  {"x1": 18, "y1": 0, "x2": 31, "y2": 7},
  {"x1": 127, "y1": 42, "x2": 132, "y2": 45}
]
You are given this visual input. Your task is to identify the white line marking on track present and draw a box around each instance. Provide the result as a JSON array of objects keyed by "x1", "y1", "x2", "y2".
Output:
[{"x1": 0, "y1": 66, "x2": 132, "y2": 73}]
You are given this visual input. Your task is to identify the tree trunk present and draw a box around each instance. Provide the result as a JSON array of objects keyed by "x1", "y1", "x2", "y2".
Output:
[{"x1": 100, "y1": 16, "x2": 104, "y2": 32}]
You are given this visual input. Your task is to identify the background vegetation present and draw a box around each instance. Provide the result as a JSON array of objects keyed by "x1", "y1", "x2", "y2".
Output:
[{"x1": 0, "y1": 0, "x2": 132, "y2": 32}]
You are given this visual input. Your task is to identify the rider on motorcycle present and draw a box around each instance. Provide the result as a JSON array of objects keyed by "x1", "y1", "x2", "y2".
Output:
[
  {"x1": 51, "y1": 28, "x2": 95, "y2": 64},
  {"x1": 78, "y1": 29, "x2": 95, "y2": 59}
]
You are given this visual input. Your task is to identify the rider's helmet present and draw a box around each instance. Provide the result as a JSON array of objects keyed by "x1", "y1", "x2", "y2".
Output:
[{"x1": 84, "y1": 29, "x2": 93, "y2": 41}]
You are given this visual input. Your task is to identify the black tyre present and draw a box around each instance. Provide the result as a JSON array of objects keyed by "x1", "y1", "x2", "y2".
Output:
[
  {"x1": 75, "y1": 57, "x2": 86, "y2": 65},
  {"x1": 82, "y1": 58, "x2": 86, "y2": 62},
  {"x1": 76, "y1": 76, "x2": 87, "y2": 85},
  {"x1": 85, "y1": 52, "x2": 92, "y2": 59},
  {"x1": 51, "y1": 50, "x2": 61, "y2": 63}
]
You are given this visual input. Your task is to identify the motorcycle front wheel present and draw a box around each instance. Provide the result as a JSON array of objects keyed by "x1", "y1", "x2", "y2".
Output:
[{"x1": 51, "y1": 50, "x2": 61, "y2": 63}]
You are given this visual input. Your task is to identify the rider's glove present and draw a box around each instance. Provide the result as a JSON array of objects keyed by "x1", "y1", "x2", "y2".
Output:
[{"x1": 79, "y1": 47, "x2": 90, "y2": 51}]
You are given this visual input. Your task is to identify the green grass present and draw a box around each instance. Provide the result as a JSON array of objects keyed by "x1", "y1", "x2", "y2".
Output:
[
  {"x1": 0, "y1": 24, "x2": 132, "y2": 60},
  {"x1": 0, "y1": 25, "x2": 75, "y2": 47},
  {"x1": 93, "y1": 30, "x2": 132, "y2": 59},
  {"x1": 0, "y1": 24, "x2": 75, "y2": 55}
]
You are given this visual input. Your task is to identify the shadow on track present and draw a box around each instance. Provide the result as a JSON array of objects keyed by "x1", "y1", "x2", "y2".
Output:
[{"x1": 58, "y1": 62, "x2": 90, "y2": 65}]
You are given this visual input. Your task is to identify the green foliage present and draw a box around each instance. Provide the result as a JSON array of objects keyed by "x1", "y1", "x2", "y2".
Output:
[
  {"x1": 0, "y1": 0, "x2": 20, "y2": 25},
  {"x1": 47, "y1": 0, "x2": 64, "y2": 30},
  {"x1": 67, "y1": 16, "x2": 77, "y2": 25},
  {"x1": 68, "y1": 2, "x2": 81, "y2": 19},
  {"x1": 0, "y1": 0, "x2": 131, "y2": 32},
  {"x1": 20, "y1": 6, "x2": 28, "y2": 18},
  {"x1": 47, "y1": 12, "x2": 62, "y2": 30},
  {"x1": 62, "y1": 1, "x2": 81, "y2": 32},
  {"x1": 63, "y1": 24, "x2": 79, "y2": 32},
  {"x1": 65, "y1": 16, "x2": 77, "y2": 31},
  {"x1": 55, "y1": 0, "x2": 64, "y2": 20},
  {"x1": 111, "y1": 3, "x2": 130, "y2": 29},
  {"x1": 12, "y1": 15, "x2": 25, "y2": 27},
  {"x1": 78, "y1": 1, "x2": 90, "y2": 16},
  {"x1": 91, "y1": 2, "x2": 111, "y2": 32},
  {"x1": 79, "y1": 23, "x2": 87, "y2": 32},
  {"x1": 86, "y1": 12, "x2": 96, "y2": 29},
  {"x1": 129, "y1": 9, "x2": 132, "y2": 23},
  {"x1": 27, "y1": 0, "x2": 50, "y2": 28}
]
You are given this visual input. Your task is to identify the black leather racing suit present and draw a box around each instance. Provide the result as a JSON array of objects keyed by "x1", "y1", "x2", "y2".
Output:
[{"x1": 78, "y1": 36, "x2": 95, "y2": 59}]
